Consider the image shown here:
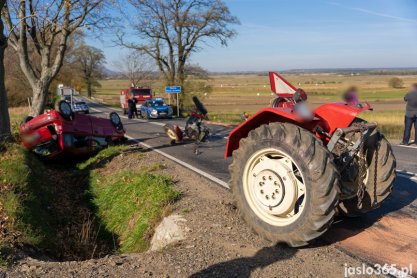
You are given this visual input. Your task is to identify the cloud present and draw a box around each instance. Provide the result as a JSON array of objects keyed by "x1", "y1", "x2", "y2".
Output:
[{"x1": 326, "y1": 1, "x2": 417, "y2": 24}]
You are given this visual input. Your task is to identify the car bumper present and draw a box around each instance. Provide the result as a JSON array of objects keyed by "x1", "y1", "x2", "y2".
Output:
[
  {"x1": 149, "y1": 113, "x2": 171, "y2": 118},
  {"x1": 73, "y1": 109, "x2": 89, "y2": 113}
]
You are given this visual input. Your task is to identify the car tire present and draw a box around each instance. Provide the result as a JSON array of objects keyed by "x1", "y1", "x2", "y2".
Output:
[
  {"x1": 229, "y1": 122, "x2": 340, "y2": 247},
  {"x1": 85, "y1": 110, "x2": 90, "y2": 114},
  {"x1": 55, "y1": 100, "x2": 72, "y2": 120},
  {"x1": 22, "y1": 116, "x2": 34, "y2": 125},
  {"x1": 109, "y1": 112, "x2": 124, "y2": 131}
]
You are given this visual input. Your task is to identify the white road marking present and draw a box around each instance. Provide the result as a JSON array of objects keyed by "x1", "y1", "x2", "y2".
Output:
[
  {"x1": 126, "y1": 135, "x2": 230, "y2": 189},
  {"x1": 90, "y1": 107, "x2": 102, "y2": 113},
  {"x1": 397, "y1": 173, "x2": 417, "y2": 182},
  {"x1": 397, "y1": 144, "x2": 417, "y2": 149}
]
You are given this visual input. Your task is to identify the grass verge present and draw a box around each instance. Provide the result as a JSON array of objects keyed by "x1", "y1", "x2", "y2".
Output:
[
  {"x1": 0, "y1": 144, "x2": 58, "y2": 257},
  {"x1": 87, "y1": 169, "x2": 180, "y2": 253},
  {"x1": 0, "y1": 141, "x2": 180, "y2": 263}
]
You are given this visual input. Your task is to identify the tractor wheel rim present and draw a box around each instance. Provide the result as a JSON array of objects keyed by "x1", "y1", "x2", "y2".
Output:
[{"x1": 243, "y1": 148, "x2": 307, "y2": 226}]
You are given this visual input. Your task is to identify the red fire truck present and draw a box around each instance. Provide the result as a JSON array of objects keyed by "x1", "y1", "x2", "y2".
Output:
[{"x1": 120, "y1": 85, "x2": 153, "y2": 115}]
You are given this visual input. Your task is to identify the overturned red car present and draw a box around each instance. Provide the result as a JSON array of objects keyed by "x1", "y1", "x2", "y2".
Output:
[{"x1": 20, "y1": 101, "x2": 126, "y2": 158}]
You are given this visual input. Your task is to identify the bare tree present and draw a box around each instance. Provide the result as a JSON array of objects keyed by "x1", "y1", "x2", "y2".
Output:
[
  {"x1": 2, "y1": 0, "x2": 107, "y2": 116},
  {"x1": 113, "y1": 50, "x2": 155, "y2": 86},
  {"x1": 0, "y1": 0, "x2": 10, "y2": 140},
  {"x1": 119, "y1": 0, "x2": 239, "y2": 89},
  {"x1": 73, "y1": 43, "x2": 105, "y2": 98}
]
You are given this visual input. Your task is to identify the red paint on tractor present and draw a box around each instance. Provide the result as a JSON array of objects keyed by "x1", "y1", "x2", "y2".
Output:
[{"x1": 224, "y1": 72, "x2": 373, "y2": 158}]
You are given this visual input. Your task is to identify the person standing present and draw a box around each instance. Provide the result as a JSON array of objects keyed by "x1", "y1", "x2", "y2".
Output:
[
  {"x1": 400, "y1": 83, "x2": 417, "y2": 145},
  {"x1": 343, "y1": 86, "x2": 360, "y2": 107},
  {"x1": 132, "y1": 98, "x2": 139, "y2": 118},
  {"x1": 127, "y1": 97, "x2": 135, "y2": 119}
]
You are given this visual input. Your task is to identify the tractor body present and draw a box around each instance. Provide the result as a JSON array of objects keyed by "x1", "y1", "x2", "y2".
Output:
[
  {"x1": 226, "y1": 72, "x2": 396, "y2": 247},
  {"x1": 225, "y1": 72, "x2": 373, "y2": 158}
]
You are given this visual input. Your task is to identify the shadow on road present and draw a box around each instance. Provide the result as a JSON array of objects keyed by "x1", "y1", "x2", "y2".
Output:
[
  {"x1": 189, "y1": 244, "x2": 297, "y2": 278},
  {"x1": 324, "y1": 175, "x2": 417, "y2": 243}
]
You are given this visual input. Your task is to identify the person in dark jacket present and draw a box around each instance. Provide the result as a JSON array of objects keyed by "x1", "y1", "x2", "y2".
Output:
[
  {"x1": 132, "y1": 98, "x2": 139, "y2": 118},
  {"x1": 127, "y1": 97, "x2": 135, "y2": 119},
  {"x1": 400, "y1": 83, "x2": 417, "y2": 145}
]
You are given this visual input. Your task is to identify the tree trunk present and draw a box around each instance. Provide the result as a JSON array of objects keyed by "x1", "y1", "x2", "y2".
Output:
[
  {"x1": 0, "y1": 15, "x2": 11, "y2": 140},
  {"x1": 29, "y1": 83, "x2": 50, "y2": 116},
  {"x1": 87, "y1": 80, "x2": 92, "y2": 98}
]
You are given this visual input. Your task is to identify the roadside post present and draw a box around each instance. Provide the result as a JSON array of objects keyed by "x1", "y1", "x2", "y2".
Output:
[{"x1": 165, "y1": 86, "x2": 182, "y2": 117}]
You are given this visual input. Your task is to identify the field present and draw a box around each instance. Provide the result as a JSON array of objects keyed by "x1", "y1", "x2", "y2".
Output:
[{"x1": 95, "y1": 73, "x2": 416, "y2": 141}]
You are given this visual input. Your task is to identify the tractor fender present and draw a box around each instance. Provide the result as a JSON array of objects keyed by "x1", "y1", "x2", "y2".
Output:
[
  {"x1": 224, "y1": 103, "x2": 372, "y2": 158},
  {"x1": 313, "y1": 102, "x2": 372, "y2": 134},
  {"x1": 225, "y1": 108, "x2": 309, "y2": 158}
]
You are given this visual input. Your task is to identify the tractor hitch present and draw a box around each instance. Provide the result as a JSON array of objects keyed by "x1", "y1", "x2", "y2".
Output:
[{"x1": 327, "y1": 122, "x2": 377, "y2": 153}]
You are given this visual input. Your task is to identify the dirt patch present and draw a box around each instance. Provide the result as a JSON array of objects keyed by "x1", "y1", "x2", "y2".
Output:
[{"x1": 3, "y1": 150, "x2": 372, "y2": 277}]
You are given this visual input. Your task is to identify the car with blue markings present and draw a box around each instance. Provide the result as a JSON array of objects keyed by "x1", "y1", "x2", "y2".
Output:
[
  {"x1": 71, "y1": 100, "x2": 90, "y2": 114},
  {"x1": 140, "y1": 98, "x2": 173, "y2": 119}
]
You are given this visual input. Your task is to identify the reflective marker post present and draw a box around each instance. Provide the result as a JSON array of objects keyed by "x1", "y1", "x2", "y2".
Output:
[{"x1": 165, "y1": 86, "x2": 182, "y2": 117}]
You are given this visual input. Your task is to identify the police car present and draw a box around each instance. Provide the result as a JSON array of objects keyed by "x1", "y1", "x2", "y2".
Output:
[
  {"x1": 71, "y1": 100, "x2": 90, "y2": 114},
  {"x1": 140, "y1": 98, "x2": 173, "y2": 119}
]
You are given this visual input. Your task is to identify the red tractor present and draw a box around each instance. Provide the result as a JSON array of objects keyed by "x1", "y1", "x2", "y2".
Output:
[
  {"x1": 225, "y1": 72, "x2": 396, "y2": 247},
  {"x1": 120, "y1": 84, "x2": 153, "y2": 115}
]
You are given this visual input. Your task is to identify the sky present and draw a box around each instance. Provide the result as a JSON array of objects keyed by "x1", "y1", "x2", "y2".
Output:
[{"x1": 88, "y1": 0, "x2": 417, "y2": 72}]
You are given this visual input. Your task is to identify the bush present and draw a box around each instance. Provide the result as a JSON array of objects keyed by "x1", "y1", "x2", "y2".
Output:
[{"x1": 388, "y1": 77, "x2": 404, "y2": 89}]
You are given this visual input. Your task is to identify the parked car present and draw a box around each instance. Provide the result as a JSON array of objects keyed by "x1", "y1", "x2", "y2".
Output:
[
  {"x1": 20, "y1": 101, "x2": 125, "y2": 158},
  {"x1": 71, "y1": 100, "x2": 90, "y2": 114},
  {"x1": 140, "y1": 98, "x2": 173, "y2": 119}
]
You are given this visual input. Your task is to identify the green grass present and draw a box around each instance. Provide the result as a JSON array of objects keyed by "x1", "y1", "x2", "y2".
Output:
[
  {"x1": 0, "y1": 144, "x2": 58, "y2": 251},
  {"x1": 209, "y1": 113, "x2": 243, "y2": 125},
  {"x1": 0, "y1": 141, "x2": 180, "y2": 261},
  {"x1": 77, "y1": 145, "x2": 126, "y2": 170},
  {"x1": 87, "y1": 162, "x2": 180, "y2": 253}
]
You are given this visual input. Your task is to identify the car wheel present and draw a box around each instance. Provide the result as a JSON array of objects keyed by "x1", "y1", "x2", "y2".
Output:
[
  {"x1": 20, "y1": 116, "x2": 34, "y2": 127},
  {"x1": 85, "y1": 110, "x2": 90, "y2": 114},
  {"x1": 55, "y1": 100, "x2": 72, "y2": 120},
  {"x1": 110, "y1": 112, "x2": 123, "y2": 131}
]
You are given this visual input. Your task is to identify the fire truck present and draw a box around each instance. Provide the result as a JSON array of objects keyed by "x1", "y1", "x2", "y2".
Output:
[{"x1": 120, "y1": 84, "x2": 153, "y2": 115}]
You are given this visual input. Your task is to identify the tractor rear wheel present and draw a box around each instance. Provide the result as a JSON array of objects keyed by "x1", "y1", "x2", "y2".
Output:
[
  {"x1": 229, "y1": 123, "x2": 340, "y2": 247},
  {"x1": 338, "y1": 121, "x2": 396, "y2": 217}
]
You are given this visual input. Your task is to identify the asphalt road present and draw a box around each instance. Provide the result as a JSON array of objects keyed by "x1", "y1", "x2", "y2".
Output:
[{"x1": 86, "y1": 99, "x2": 417, "y2": 275}]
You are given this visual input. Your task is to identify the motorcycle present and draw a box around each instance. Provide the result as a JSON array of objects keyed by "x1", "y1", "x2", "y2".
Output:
[{"x1": 164, "y1": 96, "x2": 210, "y2": 144}]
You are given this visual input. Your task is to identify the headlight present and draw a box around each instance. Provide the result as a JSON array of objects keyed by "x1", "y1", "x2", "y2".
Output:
[{"x1": 151, "y1": 109, "x2": 158, "y2": 114}]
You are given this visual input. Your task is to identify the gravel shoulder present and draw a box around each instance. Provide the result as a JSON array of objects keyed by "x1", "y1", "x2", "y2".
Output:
[{"x1": 3, "y1": 150, "x2": 369, "y2": 278}]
